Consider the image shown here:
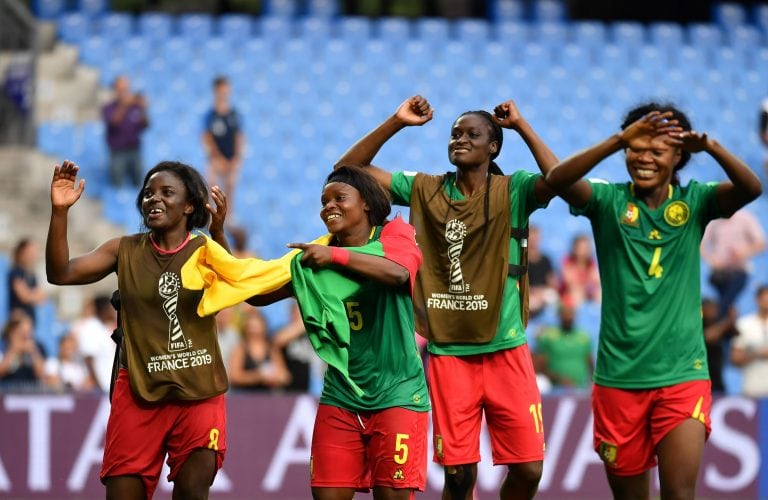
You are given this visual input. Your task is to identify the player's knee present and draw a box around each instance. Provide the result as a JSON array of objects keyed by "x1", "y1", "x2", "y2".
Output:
[
  {"x1": 661, "y1": 481, "x2": 697, "y2": 500},
  {"x1": 444, "y1": 464, "x2": 476, "y2": 499},
  {"x1": 172, "y1": 479, "x2": 210, "y2": 500},
  {"x1": 508, "y1": 461, "x2": 543, "y2": 486}
]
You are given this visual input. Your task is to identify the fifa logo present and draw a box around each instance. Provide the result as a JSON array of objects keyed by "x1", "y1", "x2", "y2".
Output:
[
  {"x1": 158, "y1": 272, "x2": 190, "y2": 352},
  {"x1": 445, "y1": 219, "x2": 468, "y2": 294}
]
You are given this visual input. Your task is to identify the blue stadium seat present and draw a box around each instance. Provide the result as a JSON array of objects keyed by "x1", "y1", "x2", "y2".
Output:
[
  {"x1": 532, "y1": 22, "x2": 568, "y2": 48},
  {"x1": 78, "y1": 36, "x2": 111, "y2": 67},
  {"x1": 491, "y1": 0, "x2": 524, "y2": 22},
  {"x1": 178, "y1": 13, "x2": 214, "y2": 40},
  {"x1": 712, "y1": 2, "x2": 747, "y2": 30},
  {"x1": 201, "y1": 37, "x2": 234, "y2": 73},
  {"x1": 728, "y1": 25, "x2": 763, "y2": 49},
  {"x1": 755, "y1": 4, "x2": 768, "y2": 33},
  {"x1": 217, "y1": 13, "x2": 253, "y2": 41},
  {"x1": 416, "y1": 18, "x2": 450, "y2": 42},
  {"x1": 58, "y1": 13, "x2": 91, "y2": 44},
  {"x1": 649, "y1": 22, "x2": 684, "y2": 45},
  {"x1": 610, "y1": 21, "x2": 645, "y2": 45},
  {"x1": 97, "y1": 13, "x2": 134, "y2": 39},
  {"x1": 263, "y1": 0, "x2": 298, "y2": 17},
  {"x1": 34, "y1": 0, "x2": 66, "y2": 20},
  {"x1": 76, "y1": 0, "x2": 108, "y2": 17},
  {"x1": 298, "y1": 16, "x2": 332, "y2": 42},
  {"x1": 495, "y1": 21, "x2": 529, "y2": 47},
  {"x1": 377, "y1": 18, "x2": 411, "y2": 41},
  {"x1": 531, "y1": 0, "x2": 566, "y2": 22},
  {"x1": 138, "y1": 13, "x2": 174, "y2": 41},
  {"x1": 38, "y1": 122, "x2": 76, "y2": 156},
  {"x1": 258, "y1": 16, "x2": 293, "y2": 42},
  {"x1": 306, "y1": 0, "x2": 339, "y2": 18},
  {"x1": 558, "y1": 43, "x2": 590, "y2": 72},
  {"x1": 570, "y1": 21, "x2": 606, "y2": 48},
  {"x1": 687, "y1": 23, "x2": 722, "y2": 51},
  {"x1": 455, "y1": 19, "x2": 491, "y2": 43},
  {"x1": 337, "y1": 17, "x2": 371, "y2": 42}
]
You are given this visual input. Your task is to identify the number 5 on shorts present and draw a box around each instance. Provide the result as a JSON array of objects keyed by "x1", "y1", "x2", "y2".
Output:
[{"x1": 394, "y1": 433, "x2": 409, "y2": 464}]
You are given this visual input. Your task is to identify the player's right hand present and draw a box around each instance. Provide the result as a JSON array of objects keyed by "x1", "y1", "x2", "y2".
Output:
[
  {"x1": 394, "y1": 95, "x2": 434, "y2": 126},
  {"x1": 50, "y1": 160, "x2": 85, "y2": 209}
]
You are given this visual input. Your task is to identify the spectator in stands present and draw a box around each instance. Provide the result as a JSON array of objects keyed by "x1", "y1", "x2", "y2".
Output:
[
  {"x1": 44, "y1": 331, "x2": 93, "y2": 392},
  {"x1": 559, "y1": 234, "x2": 601, "y2": 307},
  {"x1": 71, "y1": 295, "x2": 116, "y2": 393},
  {"x1": 228, "y1": 225, "x2": 253, "y2": 258},
  {"x1": 760, "y1": 97, "x2": 768, "y2": 181},
  {"x1": 702, "y1": 297, "x2": 737, "y2": 393},
  {"x1": 731, "y1": 285, "x2": 768, "y2": 397},
  {"x1": 271, "y1": 300, "x2": 316, "y2": 392},
  {"x1": 701, "y1": 209, "x2": 766, "y2": 317},
  {"x1": 202, "y1": 76, "x2": 244, "y2": 210},
  {"x1": 533, "y1": 301, "x2": 593, "y2": 390},
  {"x1": 102, "y1": 75, "x2": 149, "y2": 188},
  {"x1": 228, "y1": 308, "x2": 289, "y2": 391},
  {"x1": 528, "y1": 225, "x2": 558, "y2": 319},
  {"x1": 7, "y1": 238, "x2": 46, "y2": 324},
  {"x1": 0, "y1": 313, "x2": 45, "y2": 388}
]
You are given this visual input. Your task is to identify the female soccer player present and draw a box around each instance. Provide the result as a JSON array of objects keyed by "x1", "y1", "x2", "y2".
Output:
[
  {"x1": 544, "y1": 104, "x2": 762, "y2": 499},
  {"x1": 335, "y1": 96, "x2": 558, "y2": 499},
  {"x1": 241, "y1": 166, "x2": 429, "y2": 500},
  {"x1": 46, "y1": 160, "x2": 230, "y2": 499}
]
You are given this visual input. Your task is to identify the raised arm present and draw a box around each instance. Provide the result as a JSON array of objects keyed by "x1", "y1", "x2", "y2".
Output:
[
  {"x1": 286, "y1": 243, "x2": 410, "y2": 288},
  {"x1": 46, "y1": 161, "x2": 119, "y2": 285},
  {"x1": 674, "y1": 132, "x2": 762, "y2": 215},
  {"x1": 206, "y1": 185, "x2": 231, "y2": 253},
  {"x1": 493, "y1": 99, "x2": 559, "y2": 203},
  {"x1": 545, "y1": 111, "x2": 680, "y2": 208},
  {"x1": 334, "y1": 95, "x2": 434, "y2": 191}
]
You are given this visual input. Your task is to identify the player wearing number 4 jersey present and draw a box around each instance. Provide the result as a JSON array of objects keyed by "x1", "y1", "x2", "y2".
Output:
[{"x1": 546, "y1": 103, "x2": 762, "y2": 500}]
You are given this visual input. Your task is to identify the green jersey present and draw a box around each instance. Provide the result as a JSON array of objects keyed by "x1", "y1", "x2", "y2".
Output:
[
  {"x1": 390, "y1": 170, "x2": 547, "y2": 356},
  {"x1": 571, "y1": 180, "x2": 721, "y2": 388},
  {"x1": 314, "y1": 225, "x2": 430, "y2": 413},
  {"x1": 535, "y1": 327, "x2": 593, "y2": 389}
]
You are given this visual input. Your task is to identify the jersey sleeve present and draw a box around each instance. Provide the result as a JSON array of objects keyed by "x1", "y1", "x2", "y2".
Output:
[
  {"x1": 389, "y1": 171, "x2": 417, "y2": 207},
  {"x1": 379, "y1": 216, "x2": 423, "y2": 293},
  {"x1": 691, "y1": 180, "x2": 721, "y2": 224},
  {"x1": 510, "y1": 171, "x2": 549, "y2": 216},
  {"x1": 569, "y1": 179, "x2": 613, "y2": 218}
]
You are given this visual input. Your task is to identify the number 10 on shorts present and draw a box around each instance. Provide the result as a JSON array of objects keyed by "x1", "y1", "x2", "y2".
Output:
[
  {"x1": 529, "y1": 404, "x2": 544, "y2": 434},
  {"x1": 394, "y1": 433, "x2": 409, "y2": 464}
]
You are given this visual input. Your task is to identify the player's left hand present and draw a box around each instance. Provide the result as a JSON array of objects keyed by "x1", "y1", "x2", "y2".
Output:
[
  {"x1": 671, "y1": 130, "x2": 711, "y2": 153},
  {"x1": 287, "y1": 243, "x2": 332, "y2": 267},
  {"x1": 492, "y1": 99, "x2": 524, "y2": 130},
  {"x1": 207, "y1": 185, "x2": 228, "y2": 235}
]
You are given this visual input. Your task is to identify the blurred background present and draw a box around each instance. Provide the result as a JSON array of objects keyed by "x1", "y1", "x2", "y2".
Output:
[{"x1": 0, "y1": 0, "x2": 767, "y2": 497}]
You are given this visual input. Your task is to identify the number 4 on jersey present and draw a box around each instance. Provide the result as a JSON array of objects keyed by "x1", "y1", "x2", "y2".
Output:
[{"x1": 648, "y1": 247, "x2": 663, "y2": 278}]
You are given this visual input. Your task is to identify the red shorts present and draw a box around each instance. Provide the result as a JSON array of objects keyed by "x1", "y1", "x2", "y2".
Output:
[
  {"x1": 428, "y1": 344, "x2": 545, "y2": 466},
  {"x1": 592, "y1": 380, "x2": 712, "y2": 476},
  {"x1": 311, "y1": 404, "x2": 428, "y2": 491},
  {"x1": 100, "y1": 369, "x2": 227, "y2": 498}
]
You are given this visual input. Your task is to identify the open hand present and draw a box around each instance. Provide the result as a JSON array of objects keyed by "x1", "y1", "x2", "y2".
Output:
[
  {"x1": 286, "y1": 243, "x2": 333, "y2": 267},
  {"x1": 51, "y1": 160, "x2": 85, "y2": 209},
  {"x1": 492, "y1": 99, "x2": 524, "y2": 130},
  {"x1": 207, "y1": 185, "x2": 228, "y2": 235},
  {"x1": 670, "y1": 130, "x2": 711, "y2": 153},
  {"x1": 395, "y1": 95, "x2": 434, "y2": 126},
  {"x1": 619, "y1": 111, "x2": 682, "y2": 147}
]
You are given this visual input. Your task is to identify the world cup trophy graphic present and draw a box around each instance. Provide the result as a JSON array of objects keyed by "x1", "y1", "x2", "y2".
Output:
[
  {"x1": 445, "y1": 219, "x2": 468, "y2": 294},
  {"x1": 158, "y1": 272, "x2": 189, "y2": 352}
]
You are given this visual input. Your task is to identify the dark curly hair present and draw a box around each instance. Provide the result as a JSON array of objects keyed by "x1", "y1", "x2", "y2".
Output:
[
  {"x1": 325, "y1": 166, "x2": 392, "y2": 227},
  {"x1": 621, "y1": 102, "x2": 693, "y2": 185},
  {"x1": 135, "y1": 161, "x2": 210, "y2": 231}
]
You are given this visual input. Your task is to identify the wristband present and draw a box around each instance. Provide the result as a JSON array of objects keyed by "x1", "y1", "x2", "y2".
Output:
[{"x1": 330, "y1": 247, "x2": 350, "y2": 266}]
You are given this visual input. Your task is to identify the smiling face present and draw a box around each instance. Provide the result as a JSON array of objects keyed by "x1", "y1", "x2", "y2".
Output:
[
  {"x1": 624, "y1": 134, "x2": 681, "y2": 191},
  {"x1": 320, "y1": 181, "x2": 370, "y2": 237},
  {"x1": 141, "y1": 171, "x2": 194, "y2": 231},
  {"x1": 448, "y1": 114, "x2": 498, "y2": 169}
]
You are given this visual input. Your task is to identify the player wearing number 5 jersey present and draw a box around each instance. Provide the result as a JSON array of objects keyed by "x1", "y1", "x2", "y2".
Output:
[
  {"x1": 245, "y1": 166, "x2": 429, "y2": 500},
  {"x1": 545, "y1": 103, "x2": 762, "y2": 500},
  {"x1": 46, "y1": 160, "x2": 232, "y2": 499}
]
